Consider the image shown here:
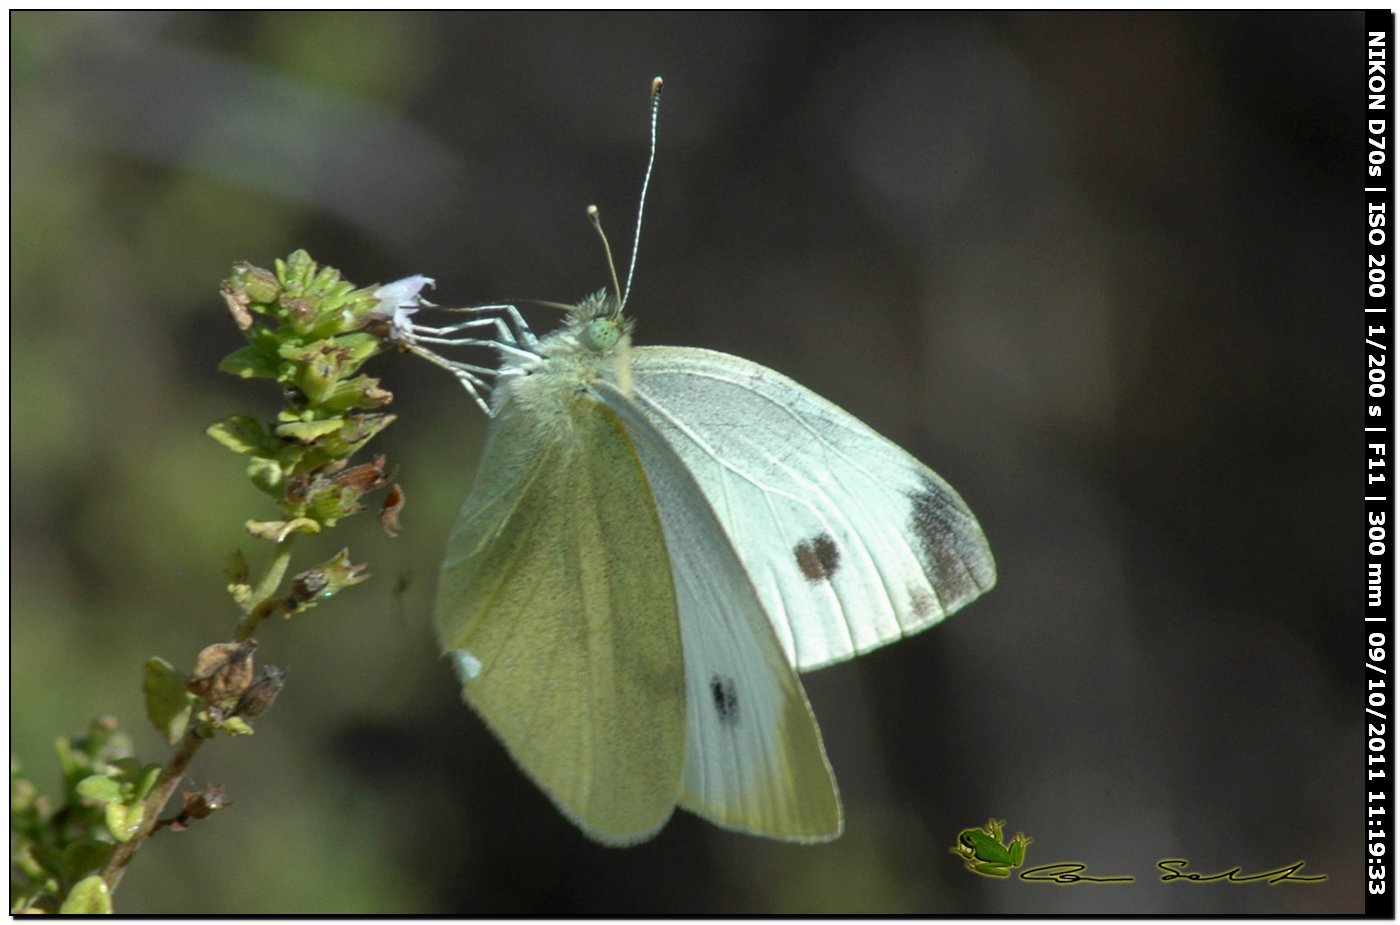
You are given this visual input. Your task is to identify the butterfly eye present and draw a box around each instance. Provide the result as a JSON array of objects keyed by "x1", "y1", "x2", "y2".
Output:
[{"x1": 580, "y1": 317, "x2": 623, "y2": 351}]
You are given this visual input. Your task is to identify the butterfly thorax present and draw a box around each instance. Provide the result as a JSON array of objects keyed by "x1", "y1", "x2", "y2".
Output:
[{"x1": 491, "y1": 290, "x2": 636, "y2": 423}]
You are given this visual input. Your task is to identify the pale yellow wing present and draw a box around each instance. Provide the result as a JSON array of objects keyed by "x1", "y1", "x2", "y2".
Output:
[
  {"x1": 435, "y1": 390, "x2": 686, "y2": 845},
  {"x1": 598, "y1": 380, "x2": 842, "y2": 842}
]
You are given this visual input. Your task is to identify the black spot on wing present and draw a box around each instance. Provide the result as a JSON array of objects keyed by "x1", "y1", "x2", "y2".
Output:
[
  {"x1": 794, "y1": 533, "x2": 840, "y2": 582},
  {"x1": 907, "y1": 476, "x2": 995, "y2": 608},
  {"x1": 908, "y1": 587, "x2": 937, "y2": 621},
  {"x1": 709, "y1": 674, "x2": 739, "y2": 726}
]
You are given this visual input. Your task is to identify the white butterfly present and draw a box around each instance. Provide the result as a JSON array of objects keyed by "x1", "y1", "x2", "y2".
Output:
[{"x1": 387, "y1": 78, "x2": 995, "y2": 845}]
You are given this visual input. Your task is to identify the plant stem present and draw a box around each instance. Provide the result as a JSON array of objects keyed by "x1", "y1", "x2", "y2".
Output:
[
  {"x1": 235, "y1": 538, "x2": 294, "y2": 640},
  {"x1": 98, "y1": 536, "x2": 295, "y2": 897},
  {"x1": 98, "y1": 731, "x2": 202, "y2": 893}
]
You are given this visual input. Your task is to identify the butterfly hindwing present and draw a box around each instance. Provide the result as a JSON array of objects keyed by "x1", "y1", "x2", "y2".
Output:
[{"x1": 597, "y1": 380, "x2": 843, "y2": 842}]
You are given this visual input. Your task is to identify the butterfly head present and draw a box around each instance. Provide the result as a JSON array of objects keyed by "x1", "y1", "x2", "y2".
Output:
[{"x1": 570, "y1": 289, "x2": 636, "y2": 354}]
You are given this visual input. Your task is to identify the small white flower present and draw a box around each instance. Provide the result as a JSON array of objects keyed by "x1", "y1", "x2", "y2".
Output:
[{"x1": 372, "y1": 274, "x2": 435, "y2": 341}]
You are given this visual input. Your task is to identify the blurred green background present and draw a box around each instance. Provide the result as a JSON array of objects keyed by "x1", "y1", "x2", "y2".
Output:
[{"x1": 11, "y1": 10, "x2": 1365, "y2": 913}]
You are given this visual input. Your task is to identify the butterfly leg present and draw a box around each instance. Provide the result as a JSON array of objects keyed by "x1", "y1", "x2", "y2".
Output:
[{"x1": 413, "y1": 303, "x2": 538, "y2": 351}]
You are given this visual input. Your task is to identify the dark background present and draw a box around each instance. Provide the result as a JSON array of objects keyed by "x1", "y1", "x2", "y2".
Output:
[{"x1": 11, "y1": 11, "x2": 1366, "y2": 913}]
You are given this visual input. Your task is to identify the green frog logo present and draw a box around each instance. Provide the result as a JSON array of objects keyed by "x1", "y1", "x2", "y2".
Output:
[{"x1": 951, "y1": 819, "x2": 1032, "y2": 878}]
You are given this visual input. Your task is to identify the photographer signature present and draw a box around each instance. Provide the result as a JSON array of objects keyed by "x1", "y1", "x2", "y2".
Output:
[{"x1": 1017, "y1": 859, "x2": 1326, "y2": 885}]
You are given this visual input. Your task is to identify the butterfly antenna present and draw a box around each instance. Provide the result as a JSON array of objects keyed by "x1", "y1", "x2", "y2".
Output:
[
  {"x1": 586, "y1": 204, "x2": 623, "y2": 305},
  {"x1": 621, "y1": 76, "x2": 663, "y2": 310}
]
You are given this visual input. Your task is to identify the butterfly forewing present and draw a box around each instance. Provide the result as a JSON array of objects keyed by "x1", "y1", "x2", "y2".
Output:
[
  {"x1": 436, "y1": 387, "x2": 687, "y2": 845},
  {"x1": 627, "y1": 346, "x2": 996, "y2": 672}
]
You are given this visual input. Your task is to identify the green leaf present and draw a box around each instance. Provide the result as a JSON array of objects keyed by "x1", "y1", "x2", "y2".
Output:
[
  {"x1": 294, "y1": 354, "x2": 339, "y2": 405},
  {"x1": 321, "y1": 374, "x2": 393, "y2": 413},
  {"x1": 308, "y1": 263, "x2": 343, "y2": 295},
  {"x1": 53, "y1": 737, "x2": 79, "y2": 780},
  {"x1": 329, "y1": 333, "x2": 381, "y2": 378},
  {"x1": 278, "y1": 249, "x2": 317, "y2": 289},
  {"x1": 13, "y1": 842, "x2": 50, "y2": 883},
  {"x1": 109, "y1": 757, "x2": 143, "y2": 779},
  {"x1": 274, "y1": 417, "x2": 346, "y2": 442},
  {"x1": 58, "y1": 875, "x2": 112, "y2": 914},
  {"x1": 246, "y1": 456, "x2": 286, "y2": 496},
  {"x1": 276, "y1": 337, "x2": 335, "y2": 362},
  {"x1": 306, "y1": 484, "x2": 358, "y2": 526},
  {"x1": 11, "y1": 771, "x2": 39, "y2": 816},
  {"x1": 230, "y1": 261, "x2": 280, "y2": 305},
  {"x1": 62, "y1": 842, "x2": 112, "y2": 882},
  {"x1": 226, "y1": 549, "x2": 250, "y2": 585},
  {"x1": 103, "y1": 802, "x2": 143, "y2": 844},
  {"x1": 28, "y1": 842, "x2": 67, "y2": 882},
  {"x1": 245, "y1": 517, "x2": 321, "y2": 542},
  {"x1": 307, "y1": 288, "x2": 377, "y2": 339},
  {"x1": 310, "y1": 548, "x2": 370, "y2": 600},
  {"x1": 317, "y1": 413, "x2": 396, "y2": 458},
  {"x1": 75, "y1": 775, "x2": 122, "y2": 803},
  {"x1": 217, "y1": 716, "x2": 254, "y2": 736},
  {"x1": 226, "y1": 550, "x2": 253, "y2": 606},
  {"x1": 133, "y1": 763, "x2": 162, "y2": 800},
  {"x1": 143, "y1": 658, "x2": 197, "y2": 745},
  {"x1": 217, "y1": 344, "x2": 280, "y2": 379},
  {"x1": 206, "y1": 415, "x2": 273, "y2": 456},
  {"x1": 328, "y1": 279, "x2": 358, "y2": 302}
]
